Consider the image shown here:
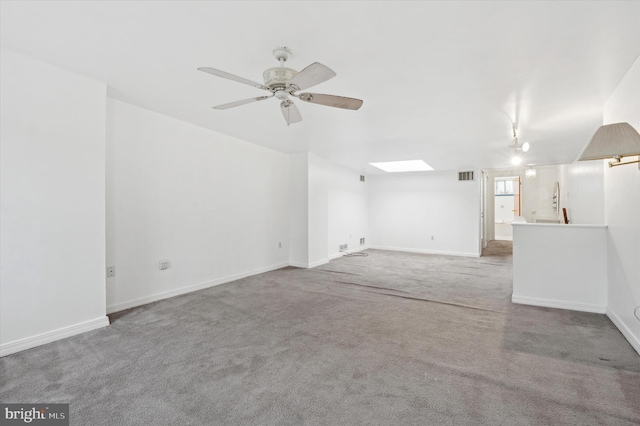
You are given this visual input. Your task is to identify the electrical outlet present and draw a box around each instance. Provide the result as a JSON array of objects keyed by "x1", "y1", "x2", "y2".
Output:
[
  {"x1": 360, "y1": 237, "x2": 365, "y2": 245},
  {"x1": 339, "y1": 244, "x2": 348, "y2": 251},
  {"x1": 278, "y1": 242, "x2": 282, "y2": 249},
  {"x1": 106, "y1": 266, "x2": 115, "y2": 278},
  {"x1": 431, "y1": 235, "x2": 435, "y2": 240},
  {"x1": 159, "y1": 259, "x2": 169, "y2": 270}
]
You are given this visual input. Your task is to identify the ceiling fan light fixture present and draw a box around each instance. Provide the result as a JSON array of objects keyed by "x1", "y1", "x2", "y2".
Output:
[
  {"x1": 274, "y1": 90, "x2": 289, "y2": 100},
  {"x1": 522, "y1": 142, "x2": 530, "y2": 153}
]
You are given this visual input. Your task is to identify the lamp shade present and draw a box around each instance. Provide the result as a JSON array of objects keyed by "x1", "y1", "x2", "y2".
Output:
[{"x1": 578, "y1": 122, "x2": 640, "y2": 161}]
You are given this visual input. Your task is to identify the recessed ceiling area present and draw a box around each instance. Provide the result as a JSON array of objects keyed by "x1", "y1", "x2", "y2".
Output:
[
  {"x1": 1, "y1": 1, "x2": 638, "y2": 173},
  {"x1": 369, "y1": 160, "x2": 434, "y2": 173}
]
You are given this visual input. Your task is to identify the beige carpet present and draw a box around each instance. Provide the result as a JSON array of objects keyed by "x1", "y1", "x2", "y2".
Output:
[{"x1": 1, "y1": 241, "x2": 639, "y2": 425}]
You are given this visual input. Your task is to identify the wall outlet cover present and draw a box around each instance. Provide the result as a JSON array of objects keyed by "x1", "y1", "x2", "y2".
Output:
[
  {"x1": 159, "y1": 259, "x2": 169, "y2": 270},
  {"x1": 106, "y1": 266, "x2": 115, "y2": 278}
]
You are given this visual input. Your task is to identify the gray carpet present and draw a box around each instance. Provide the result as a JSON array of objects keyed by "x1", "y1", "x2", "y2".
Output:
[{"x1": 1, "y1": 242, "x2": 639, "y2": 425}]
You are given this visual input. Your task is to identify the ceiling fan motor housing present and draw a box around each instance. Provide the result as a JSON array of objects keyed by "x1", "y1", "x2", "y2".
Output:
[{"x1": 263, "y1": 67, "x2": 298, "y2": 90}]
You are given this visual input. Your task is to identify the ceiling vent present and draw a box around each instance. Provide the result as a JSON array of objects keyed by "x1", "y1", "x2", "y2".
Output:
[{"x1": 458, "y1": 171, "x2": 474, "y2": 181}]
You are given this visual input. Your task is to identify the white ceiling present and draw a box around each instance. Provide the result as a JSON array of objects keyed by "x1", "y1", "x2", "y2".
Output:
[{"x1": 2, "y1": 1, "x2": 639, "y2": 173}]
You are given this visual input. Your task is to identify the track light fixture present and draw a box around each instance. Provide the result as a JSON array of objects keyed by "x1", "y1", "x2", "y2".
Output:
[{"x1": 508, "y1": 124, "x2": 530, "y2": 165}]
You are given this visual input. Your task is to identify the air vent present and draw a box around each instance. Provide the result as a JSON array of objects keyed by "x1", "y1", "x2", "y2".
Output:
[
  {"x1": 360, "y1": 175, "x2": 365, "y2": 182},
  {"x1": 458, "y1": 171, "x2": 474, "y2": 181}
]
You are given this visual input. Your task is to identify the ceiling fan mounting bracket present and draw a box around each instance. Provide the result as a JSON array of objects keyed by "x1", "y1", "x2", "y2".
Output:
[{"x1": 273, "y1": 46, "x2": 292, "y2": 63}]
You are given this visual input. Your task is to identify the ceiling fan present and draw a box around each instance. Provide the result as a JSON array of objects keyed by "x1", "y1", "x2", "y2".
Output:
[{"x1": 198, "y1": 47, "x2": 363, "y2": 125}]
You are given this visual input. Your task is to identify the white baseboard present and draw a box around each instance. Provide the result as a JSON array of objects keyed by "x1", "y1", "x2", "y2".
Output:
[
  {"x1": 106, "y1": 261, "x2": 289, "y2": 314},
  {"x1": 606, "y1": 307, "x2": 640, "y2": 356},
  {"x1": 308, "y1": 259, "x2": 330, "y2": 268},
  {"x1": 290, "y1": 246, "x2": 372, "y2": 268},
  {"x1": 0, "y1": 316, "x2": 110, "y2": 357},
  {"x1": 511, "y1": 295, "x2": 606, "y2": 314},
  {"x1": 290, "y1": 259, "x2": 330, "y2": 269},
  {"x1": 369, "y1": 245, "x2": 480, "y2": 258},
  {"x1": 328, "y1": 245, "x2": 370, "y2": 260}
]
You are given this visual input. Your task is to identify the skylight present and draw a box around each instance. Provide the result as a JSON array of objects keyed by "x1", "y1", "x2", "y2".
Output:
[{"x1": 369, "y1": 160, "x2": 434, "y2": 173}]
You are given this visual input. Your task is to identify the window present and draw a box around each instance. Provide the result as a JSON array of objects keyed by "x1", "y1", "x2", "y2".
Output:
[{"x1": 495, "y1": 179, "x2": 515, "y2": 195}]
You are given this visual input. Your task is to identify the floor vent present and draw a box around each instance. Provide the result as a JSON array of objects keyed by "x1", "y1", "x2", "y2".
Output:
[{"x1": 458, "y1": 171, "x2": 474, "y2": 181}]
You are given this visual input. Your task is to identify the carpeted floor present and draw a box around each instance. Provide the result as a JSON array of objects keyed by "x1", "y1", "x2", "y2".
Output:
[{"x1": 1, "y1": 241, "x2": 639, "y2": 425}]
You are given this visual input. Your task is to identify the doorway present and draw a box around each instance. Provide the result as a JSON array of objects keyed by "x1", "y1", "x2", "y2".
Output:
[{"x1": 494, "y1": 176, "x2": 520, "y2": 241}]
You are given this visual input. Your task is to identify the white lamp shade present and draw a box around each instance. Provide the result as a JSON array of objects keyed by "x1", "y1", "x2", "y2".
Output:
[{"x1": 578, "y1": 122, "x2": 640, "y2": 161}]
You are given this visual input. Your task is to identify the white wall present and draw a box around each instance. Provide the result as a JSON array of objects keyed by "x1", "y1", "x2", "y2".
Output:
[
  {"x1": 369, "y1": 171, "x2": 481, "y2": 257},
  {"x1": 563, "y1": 161, "x2": 605, "y2": 225},
  {"x1": 602, "y1": 57, "x2": 640, "y2": 354},
  {"x1": 288, "y1": 153, "x2": 309, "y2": 267},
  {"x1": 0, "y1": 49, "x2": 109, "y2": 355},
  {"x1": 522, "y1": 166, "x2": 562, "y2": 222},
  {"x1": 327, "y1": 164, "x2": 368, "y2": 258},
  {"x1": 512, "y1": 223, "x2": 608, "y2": 313},
  {"x1": 289, "y1": 154, "x2": 369, "y2": 266},
  {"x1": 106, "y1": 99, "x2": 290, "y2": 313},
  {"x1": 308, "y1": 154, "x2": 329, "y2": 266}
]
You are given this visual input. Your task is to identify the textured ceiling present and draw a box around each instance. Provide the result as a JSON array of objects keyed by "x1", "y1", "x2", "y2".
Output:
[{"x1": 1, "y1": 1, "x2": 639, "y2": 173}]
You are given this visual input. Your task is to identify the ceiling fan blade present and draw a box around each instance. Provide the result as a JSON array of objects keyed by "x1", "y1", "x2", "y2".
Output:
[
  {"x1": 287, "y1": 63, "x2": 336, "y2": 90},
  {"x1": 198, "y1": 67, "x2": 267, "y2": 90},
  {"x1": 213, "y1": 95, "x2": 272, "y2": 110},
  {"x1": 297, "y1": 93, "x2": 363, "y2": 110},
  {"x1": 280, "y1": 100, "x2": 302, "y2": 126}
]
